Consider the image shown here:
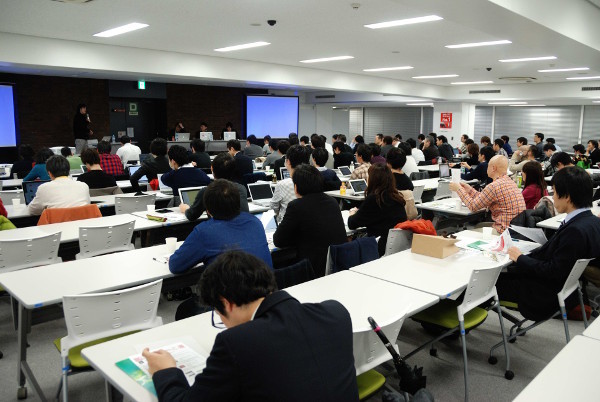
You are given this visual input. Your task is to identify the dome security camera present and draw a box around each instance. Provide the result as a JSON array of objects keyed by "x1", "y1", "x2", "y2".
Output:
[{"x1": 267, "y1": 20, "x2": 277, "y2": 26}]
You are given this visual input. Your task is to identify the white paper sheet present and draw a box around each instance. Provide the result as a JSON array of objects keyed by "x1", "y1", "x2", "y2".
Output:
[{"x1": 509, "y1": 225, "x2": 548, "y2": 245}]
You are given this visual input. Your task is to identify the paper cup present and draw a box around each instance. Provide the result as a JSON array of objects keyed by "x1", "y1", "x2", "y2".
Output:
[
  {"x1": 165, "y1": 237, "x2": 177, "y2": 254},
  {"x1": 482, "y1": 227, "x2": 493, "y2": 240},
  {"x1": 12, "y1": 198, "x2": 20, "y2": 206},
  {"x1": 147, "y1": 204, "x2": 156, "y2": 212}
]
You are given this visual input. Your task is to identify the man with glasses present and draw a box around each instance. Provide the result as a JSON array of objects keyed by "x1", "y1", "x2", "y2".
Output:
[{"x1": 143, "y1": 251, "x2": 359, "y2": 401}]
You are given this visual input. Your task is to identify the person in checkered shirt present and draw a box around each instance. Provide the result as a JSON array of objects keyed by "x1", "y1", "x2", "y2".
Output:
[
  {"x1": 449, "y1": 155, "x2": 525, "y2": 234},
  {"x1": 97, "y1": 140, "x2": 124, "y2": 176},
  {"x1": 350, "y1": 144, "x2": 372, "y2": 181}
]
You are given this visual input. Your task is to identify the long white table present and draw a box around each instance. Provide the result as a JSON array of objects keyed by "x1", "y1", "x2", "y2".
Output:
[
  {"x1": 417, "y1": 197, "x2": 486, "y2": 217},
  {"x1": 0, "y1": 178, "x2": 139, "y2": 190},
  {"x1": 537, "y1": 206, "x2": 600, "y2": 230},
  {"x1": 582, "y1": 316, "x2": 600, "y2": 341}
]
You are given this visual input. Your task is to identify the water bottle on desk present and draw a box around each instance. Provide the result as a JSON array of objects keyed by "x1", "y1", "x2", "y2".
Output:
[{"x1": 111, "y1": 134, "x2": 115, "y2": 143}]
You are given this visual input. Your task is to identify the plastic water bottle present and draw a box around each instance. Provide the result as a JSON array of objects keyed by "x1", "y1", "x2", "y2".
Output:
[
  {"x1": 460, "y1": 165, "x2": 465, "y2": 175},
  {"x1": 517, "y1": 172, "x2": 523, "y2": 188},
  {"x1": 111, "y1": 134, "x2": 115, "y2": 143},
  {"x1": 340, "y1": 182, "x2": 346, "y2": 195}
]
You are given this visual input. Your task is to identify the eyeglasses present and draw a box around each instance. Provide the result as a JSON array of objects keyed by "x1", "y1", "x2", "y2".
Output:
[{"x1": 211, "y1": 309, "x2": 226, "y2": 329}]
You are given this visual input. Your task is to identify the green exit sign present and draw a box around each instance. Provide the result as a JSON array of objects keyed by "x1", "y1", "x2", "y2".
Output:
[{"x1": 138, "y1": 81, "x2": 146, "y2": 90}]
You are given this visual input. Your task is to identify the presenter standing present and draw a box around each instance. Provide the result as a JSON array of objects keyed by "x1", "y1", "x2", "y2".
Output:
[{"x1": 73, "y1": 103, "x2": 92, "y2": 154}]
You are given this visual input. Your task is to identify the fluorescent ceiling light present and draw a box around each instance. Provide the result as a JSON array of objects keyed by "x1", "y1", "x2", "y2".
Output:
[
  {"x1": 445, "y1": 40, "x2": 511, "y2": 49},
  {"x1": 451, "y1": 81, "x2": 493, "y2": 85},
  {"x1": 364, "y1": 15, "x2": 443, "y2": 29},
  {"x1": 489, "y1": 101, "x2": 527, "y2": 105},
  {"x1": 407, "y1": 103, "x2": 433, "y2": 106},
  {"x1": 300, "y1": 56, "x2": 354, "y2": 63},
  {"x1": 93, "y1": 23, "x2": 149, "y2": 38},
  {"x1": 499, "y1": 56, "x2": 557, "y2": 63},
  {"x1": 510, "y1": 104, "x2": 546, "y2": 107},
  {"x1": 593, "y1": 101, "x2": 600, "y2": 103},
  {"x1": 412, "y1": 74, "x2": 458, "y2": 79},
  {"x1": 566, "y1": 76, "x2": 600, "y2": 80},
  {"x1": 538, "y1": 67, "x2": 589, "y2": 72},
  {"x1": 214, "y1": 41, "x2": 270, "y2": 52},
  {"x1": 483, "y1": 98, "x2": 518, "y2": 101},
  {"x1": 363, "y1": 66, "x2": 413, "y2": 72}
]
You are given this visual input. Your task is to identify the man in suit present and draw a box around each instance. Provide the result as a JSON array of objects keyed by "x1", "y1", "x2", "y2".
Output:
[
  {"x1": 144, "y1": 250, "x2": 359, "y2": 402},
  {"x1": 243, "y1": 134, "x2": 264, "y2": 159},
  {"x1": 274, "y1": 164, "x2": 348, "y2": 277},
  {"x1": 421, "y1": 136, "x2": 440, "y2": 162},
  {"x1": 436, "y1": 135, "x2": 454, "y2": 161},
  {"x1": 380, "y1": 135, "x2": 394, "y2": 158},
  {"x1": 496, "y1": 166, "x2": 600, "y2": 321},
  {"x1": 227, "y1": 139, "x2": 253, "y2": 182}
]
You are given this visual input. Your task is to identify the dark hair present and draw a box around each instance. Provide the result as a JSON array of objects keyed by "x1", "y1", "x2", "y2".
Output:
[
  {"x1": 311, "y1": 136, "x2": 325, "y2": 149},
  {"x1": 227, "y1": 139, "x2": 241, "y2": 151},
  {"x1": 369, "y1": 143, "x2": 381, "y2": 157},
  {"x1": 386, "y1": 147, "x2": 407, "y2": 170},
  {"x1": 225, "y1": 122, "x2": 233, "y2": 130},
  {"x1": 288, "y1": 132, "x2": 298, "y2": 139},
  {"x1": 191, "y1": 138, "x2": 205, "y2": 152},
  {"x1": 77, "y1": 103, "x2": 87, "y2": 111},
  {"x1": 292, "y1": 164, "x2": 324, "y2": 195},
  {"x1": 332, "y1": 142, "x2": 346, "y2": 152},
  {"x1": 286, "y1": 145, "x2": 311, "y2": 168},
  {"x1": 398, "y1": 142, "x2": 412, "y2": 157},
  {"x1": 311, "y1": 147, "x2": 329, "y2": 167},
  {"x1": 355, "y1": 144, "x2": 372, "y2": 162},
  {"x1": 60, "y1": 146, "x2": 72, "y2": 157},
  {"x1": 211, "y1": 153, "x2": 236, "y2": 180},
  {"x1": 465, "y1": 139, "x2": 474, "y2": 145},
  {"x1": 150, "y1": 138, "x2": 168, "y2": 156},
  {"x1": 247, "y1": 135, "x2": 257, "y2": 145},
  {"x1": 199, "y1": 251, "x2": 277, "y2": 315},
  {"x1": 573, "y1": 144, "x2": 586, "y2": 154},
  {"x1": 277, "y1": 140, "x2": 290, "y2": 154},
  {"x1": 97, "y1": 140, "x2": 111, "y2": 154},
  {"x1": 467, "y1": 143, "x2": 479, "y2": 157},
  {"x1": 375, "y1": 133, "x2": 384, "y2": 141},
  {"x1": 332, "y1": 134, "x2": 339, "y2": 141},
  {"x1": 438, "y1": 135, "x2": 448, "y2": 143},
  {"x1": 18, "y1": 144, "x2": 34, "y2": 160},
  {"x1": 35, "y1": 147, "x2": 55, "y2": 165},
  {"x1": 553, "y1": 166, "x2": 593, "y2": 208},
  {"x1": 264, "y1": 135, "x2": 271, "y2": 142},
  {"x1": 543, "y1": 143, "x2": 556, "y2": 152},
  {"x1": 120, "y1": 135, "x2": 131, "y2": 144},
  {"x1": 494, "y1": 138, "x2": 505, "y2": 148},
  {"x1": 366, "y1": 163, "x2": 405, "y2": 207},
  {"x1": 200, "y1": 122, "x2": 208, "y2": 128},
  {"x1": 550, "y1": 152, "x2": 573, "y2": 168},
  {"x1": 461, "y1": 134, "x2": 470, "y2": 141},
  {"x1": 289, "y1": 136, "x2": 299, "y2": 146},
  {"x1": 203, "y1": 179, "x2": 241, "y2": 220},
  {"x1": 480, "y1": 146, "x2": 496, "y2": 162},
  {"x1": 546, "y1": 137, "x2": 556, "y2": 144},
  {"x1": 80, "y1": 149, "x2": 100, "y2": 166},
  {"x1": 406, "y1": 138, "x2": 417, "y2": 149},
  {"x1": 45, "y1": 155, "x2": 70, "y2": 177},
  {"x1": 168, "y1": 145, "x2": 189, "y2": 166},
  {"x1": 319, "y1": 135, "x2": 327, "y2": 144},
  {"x1": 383, "y1": 135, "x2": 393, "y2": 145},
  {"x1": 429, "y1": 133, "x2": 437, "y2": 141},
  {"x1": 534, "y1": 132, "x2": 544, "y2": 141},
  {"x1": 418, "y1": 134, "x2": 425, "y2": 141},
  {"x1": 338, "y1": 134, "x2": 347, "y2": 143},
  {"x1": 501, "y1": 135, "x2": 509, "y2": 143},
  {"x1": 522, "y1": 161, "x2": 547, "y2": 201},
  {"x1": 517, "y1": 137, "x2": 528, "y2": 145},
  {"x1": 300, "y1": 135, "x2": 310, "y2": 144},
  {"x1": 589, "y1": 140, "x2": 599, "y2": 149},
  {"x1": 354, "y1": 135, "x2": 364, "y2": 144},
  {"x1": 528, "y1": 145, "x2": 539, "y2": 159},
  {"x1": 394, "y1": 134, "x2": 402, "y2": 140},
  {"x1": 480, "y1": 136, "x2": 491, "y2": 145}
]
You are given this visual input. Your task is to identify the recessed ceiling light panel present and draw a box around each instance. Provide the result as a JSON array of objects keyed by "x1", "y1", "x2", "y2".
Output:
[
  {"x1": 300, "y1": 56, "x2": 354, "y2": 63},
  {"x1": 566, "y1": 76, "x2": 600, "y2": 80},
  {"x1": 214, "y1": 41, "x2": 270, "y2": 52},
  {"x1": 451, "y1": 81, "x2": 493, "y2": 85},
  {"x1": 488, "y1": 101, "x2": 526, "y2": 105},
  {"x1": 445, "y1": 40, "x2": 511, "y2": 49},
  {"x1": 499, "y1": 56, "x2": 557, "y2": 63},
  {"x1": 413, "y1": 74, "x2": 458, "y2": 79},
  {"x1": 538, "y1": 67, "x2": 589, "y2": 72},
  {"x1": 363, "y1": 66, "x2": 413, "y2": 72},
  {"x1": 93, "y1": 23, "x2": 149, "y2": 38},
  {"x1": 364, "y1": 15, "x2": 442, "y2": 29}
]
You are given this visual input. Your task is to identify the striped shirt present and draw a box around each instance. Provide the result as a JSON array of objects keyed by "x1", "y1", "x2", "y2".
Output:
[{"x1": 456, "y1": 174, "x2": 526, "y2": 233}]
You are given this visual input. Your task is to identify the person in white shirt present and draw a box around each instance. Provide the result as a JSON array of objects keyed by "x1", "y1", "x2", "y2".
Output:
[
  {"x1": 398, "y1": 142, "x2": 419, "y2": 178},
  {"x1": 406, "y1": 138, "x2": 425, "y2": 163},
  {"x1": 270, "y1": 145, "x2": 310, "y2": 224},
  {"x1": 116, "y1": 135, "x2": 141, "y2": 166},
  {"x1": 28, "y1": 155, "x2": 90, "y2": 215}
]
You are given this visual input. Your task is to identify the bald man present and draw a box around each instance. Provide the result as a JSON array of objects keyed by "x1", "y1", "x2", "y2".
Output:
[{"x1": 449, "y1": 155, "x2": 526, "y2": 233}]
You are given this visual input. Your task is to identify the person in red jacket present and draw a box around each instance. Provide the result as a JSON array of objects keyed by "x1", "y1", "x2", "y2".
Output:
[{"x1": 521, "y1": 161, "x2": 548, "y2": 209}]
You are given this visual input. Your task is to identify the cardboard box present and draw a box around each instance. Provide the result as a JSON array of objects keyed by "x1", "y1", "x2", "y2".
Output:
[{"x1": 411, "y1": 234, "x2": 459, "y2": 259}]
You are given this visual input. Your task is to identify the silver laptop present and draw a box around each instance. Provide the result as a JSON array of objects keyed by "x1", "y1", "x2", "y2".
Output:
[
  {"x1": 176, "y1": 132, "x2": 190, "y2": 141},
  {"x1": 248, "y1": 183, "x2": 274, "y2": 207},
  {"x1": 438, "y1": 163, "x2": 451, "y2": 180},
  {"x1": 280, "y1": 167, "x2": 291, "y2": 180},
  {"x1": 349, "y1": 179, "x2": 367, "y2": 196},
  {"x1": 81, "y1": 165, "x2": 88, "y2": 173},
  {"x1": 127, "y1": 165, "x2": 147, "y2": 183},
  {"x1": 200, "y1": 132, "x2": 213, "y2": 141},
  {"x1": 178, "y1": 186, "x2": 205, "y2": 206},
  {"x1": 101, "y1": 135, "x2": 112, "y2": 142},
  {"x1": 157, "y1": 173, "x2": 173, "y2": 194},
  {"x1": 338, "y1": 166, "x2": 352, "y2": 176},
  {"x1": 223, "y1": 132, "x2": 236, "y2": 141}
]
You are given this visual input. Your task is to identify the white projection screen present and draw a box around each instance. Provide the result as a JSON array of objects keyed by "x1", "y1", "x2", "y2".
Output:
[{"x1": 246, "y1": 95, "x2": 299, "y2": 138}]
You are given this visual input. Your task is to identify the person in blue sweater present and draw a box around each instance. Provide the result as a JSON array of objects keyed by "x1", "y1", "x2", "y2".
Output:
[
  {"x1": 160, "y1": 145, "x2": 211, "y2": 196},
  {"x1": 168, "y1": 179, "x2": 273, "y2": 274},
  {"x1": 23, "y1": 147, "x2": 54, "y2": 181},
  {"x1": 460, "y1": 146, "x2": 495, "y2": 184}
]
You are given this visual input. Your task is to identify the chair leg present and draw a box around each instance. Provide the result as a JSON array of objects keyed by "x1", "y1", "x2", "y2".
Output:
[
  {"x1": 61, "y1": 355, "x2": 69, "y2": 402},
  {"x1": 494, "y1": 301, "x2": 514, "y2": 380},
  {"x1": 578, "y1": 288, "x2": 589, "y2": 328},
  {"x1": 560, "y1": 305, "x2": 570, "y2": 343},
  {"x1": 459, "y1": 320, "x2": 469, "y2": 402}
]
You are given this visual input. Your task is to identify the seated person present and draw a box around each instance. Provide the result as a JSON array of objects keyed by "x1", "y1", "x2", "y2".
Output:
[
  {"x1": 509, "y1": 145, "x2": 540, "y2": 173},
  {"x1": 380, "y1": 135, "x2": 394, "y2": 158},
  {"x1": 97, "y1": 140, "x2": 124, "y2": 176},
  {"x1": 263, "y1": 140, "x2": 287, "y2": 169},
  {"x1": 421, "y1": 136, "x2": 440, "y2": 163},
  {"x1": 332, "y1": 142, "x2": 355, "y2": 169},
  {"x1": 436, "y1": 135, "x2": 454, "y2": 161},
  {"x1": 451, "y1": 143, "x2": 479, "y2": 169},
  {"x1": 76, "y1": 149, "x2": 118, "y2": 189},
  {"x1": 369, "y1": 144, "x2": 386, "y2": 165},
  {"x1": 348, "y1": 163, "x2": 407, "y2": 256},
  {"x1": 407, "y1": 138, "x2": 425, "y2": 163},
  {"x1": 497, "y1": 167, "x2": 600, "y2": 321},
  {"x1": 188, "y1": 139, "x2": 211, "y2": 169},
  {"x1": 116, "y1": 135, "x2": 141, "y2": 166},
  {"x1": 161, "y1": 145, "x2": 211, "y2": 196},
  {"x1": 243, "y1": 135, "x2": 264, "y2": 160},
  {"x1": 460, "y1": 146, "x2": 495, "y2": 183},
  {"x1": 227, "y1": 139, "x2": 253, "y2": 182},
  {"x1": 480, "y1": 135, "x2": 491, "y2": 148},
  {"x1": 573, "y1": 143, "x2": 591, "y2": 168},
  {"x1": 60, "y1": 146, "x2": 83, "y2": 170},
  {"x1": 397, "y1": 142, "x2": 419, "y2": 179},
  {"x1": 311, "y1": 147, "x2": 341, "y2": 191},
  {"x1": 521, "y1": 161, "x2": 548, "y2": 209},
  {"x1": 274, "y1": 165, "x2": 348, "y2": 277},
  {"x1": 23, "y1": 147, "x2": 54, "y2": 181},
  {"x1": 145, "y1": 251, "x2": 358, "y2": 402},
  {"x1": 310, "y1": 136, "x2": 334, "y2": 169},
  {"x1": 263, "y1": 135, "x2": 272, "y2": 155},
  {"x1": 270, "y1": 141, "x2": 290, "y2": 179},
  {"x1": 180, "y1": 153, "x2": 249, "y2": 221},
  {"x1": 449, "y1": 156, "x2": 525, "y2": 234},
  {"x1": 542, "y1": 143, "x2": 557, "y2": 177},
  {"x1": 493, "y1": 138, "x2": 509, "y2": 158},
  {"x1": 350, "y1": 144, "x2": 372, "y2": 180},
  {"x1": 10, "y1": 144, "x2": 35, "y2": 179},
  {"x1": 501, "y1": 135, "x2": 513, "y2": 156},
  {"x1": 130, "y1": 138, "x2": 171, "y2": 192},
  {"x1": 271, "y1": 145, "x2": 311, "y2": 224},
  {"x1": 169, "y1": 179, "x2": 272, "y2": 274},
  {"x1": 28, "y1": 155, "x2": 90, "y2": 215},
  {"x1": 386, "y1": 147, "x2": 414, "y2": 191}
]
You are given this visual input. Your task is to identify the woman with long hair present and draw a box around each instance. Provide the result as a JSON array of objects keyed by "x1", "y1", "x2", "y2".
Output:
[
  {"x1": 521, "y1": 161, "x2": 548, "y2": 209},
  {"x1": 348, "y1": 163, "x2": 407, "y2": 256}
]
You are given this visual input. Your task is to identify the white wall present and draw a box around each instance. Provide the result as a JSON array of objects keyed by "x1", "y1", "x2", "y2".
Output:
[{"x1": 433, "y1": 103, "x2": 476, "y2": 148}]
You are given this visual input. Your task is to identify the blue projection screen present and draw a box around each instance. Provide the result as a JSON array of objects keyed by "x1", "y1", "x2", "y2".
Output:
[
  {"x1": 0, "y1": 85, "x2": 17, "y2": 147},
  {"x1": 246, "y1": 95, "x2": 298, "y2": 138}
]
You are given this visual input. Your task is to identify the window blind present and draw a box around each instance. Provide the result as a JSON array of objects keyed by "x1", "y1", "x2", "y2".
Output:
[{"x1": 363, "y1": 107, "x2": 421, "y2": 143}]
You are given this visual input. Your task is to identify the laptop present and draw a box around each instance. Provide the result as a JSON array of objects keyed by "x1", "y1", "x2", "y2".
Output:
[
  {"x1": 176, "y1": 132, "x2": 190, "y2": 141},
  {"x1": 438, "y1": 163, "x2": 451, "y2": 181},
  {"x1": 248, "y1": 183, "x2": 274, "y2": 207},
  {"x1": 178, "y1": 186, "x2": 205, "y2": 206},
  {"x1": 348, "y1": 179, "x2": 367, "y2": 196},
  {"x1": 280, "y1": 167, "x2": 291, "y2": 180},
  {"x1": 338, "y1": 166, "x2": 352, "y2": 177},
  {"x1": 101, "y1": 135, "x2": 112, "y2": 142},
  {"x1": 23, "y1": 180, "x2": 50, "y2": 205},
  {"x1": 223, "y1": 132, "x2": 236, "y2": 141},
  {"x1": 200, "y1": 132, "x2": 214, "y2": 141},
  {"x1": 127, "y1": 165, "x2": 148, "y2": 183},
  {"x1": 80, "y1": 165, "x2": 88, "y2": 173},
  {"x1": 157, "y1": 174, "x2": 172, "y2": 194}
]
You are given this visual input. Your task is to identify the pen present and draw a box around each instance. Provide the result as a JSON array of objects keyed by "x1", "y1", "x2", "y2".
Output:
[{"x1": 153, "y1": 257, "x2": 167, "y2": 264}]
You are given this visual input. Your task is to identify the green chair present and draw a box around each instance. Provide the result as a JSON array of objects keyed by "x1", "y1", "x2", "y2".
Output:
[
  {"x1": 407, "y1": 265, "x2": 512, "y2": 402},
  {"x1": 357, "y1": 370, "x2": 386, "y2": 400}
]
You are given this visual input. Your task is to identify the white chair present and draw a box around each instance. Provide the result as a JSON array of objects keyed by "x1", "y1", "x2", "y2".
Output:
[
  {"x1": 413, "y1": 185, "x2": 425, "y2": 204},
  {"x1": 434, "y1": 181, "x2": 451, "y2": 200},
  {"x1": 56, "y1": 279, "x2": 163, "y2": 402},
  {"x1": 383, "y1": 229, "x2": 413, "y2": 256},
  {"x1": 0, "y1": 190, "x2": 25, "y2": 205},
  {"x1": 0, "y1": 232, "x2": 62, "y2": 273},
  {"x1": 76, "y1": 221, "x2": 135, "y2": 259},
  {"x1": 114, "y1": 194, "x2": 156, "y2": 214}
]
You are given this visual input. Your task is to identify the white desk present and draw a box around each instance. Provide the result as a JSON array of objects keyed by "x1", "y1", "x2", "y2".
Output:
[
  {"x1": 514, "y1": 336, "x2": 600, "y2": 402},
  {"x1": 582, "y1": 316, "x2": 600, "y2": 341},
  {"x1": 324, "y1": 190, "x2": 365, "y2": 201},
  {"x1": 1, "y1": 178, "x2": 23, "y2": 188},
  {"x1": 91, "y1": 191, "x2": 173, "y2": 208},
  {"x1": 418, "y1": 165, "x2": 441, "y2": 172},
  {"x1": 417, "y1": 197, "x2": 485, "y2": 217},
  {"x1": 537, "y1": 206, "x2": 600, "y2": 230},
  {"x1": 5, "y1": 204, "x2": 33, "y2": 219}
]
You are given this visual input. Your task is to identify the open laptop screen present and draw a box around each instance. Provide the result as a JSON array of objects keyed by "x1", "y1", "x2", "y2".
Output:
[
  {"x1": 338, "y1": 166, "x2": 351, "y2": 176},
  {"x1": 349, "y1": 179, "x2": 367, "y2": 194},
  {"x1": 248, "y1": 183, "x2": 274, "y2": 201},
  {"x1": 128, "y1": 165, "x2": 148, "y2": 182},
  {"x1": 179, "y1": 187, "x2": 204, "y2": 206},
  {"x1": 280, "y1": 167, "x2": 291, "y2": 180},
  {"x1": 23, "y1": 180, "x2": 50, "y2": 205},
  {"x1": 439, "y1": 163, "x2": 450, "y2": 179}
]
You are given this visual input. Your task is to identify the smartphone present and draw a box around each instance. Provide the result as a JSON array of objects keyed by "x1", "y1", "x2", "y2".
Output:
[{"x1": 155, "y1": 208, "x2": 172, "y2": 213}]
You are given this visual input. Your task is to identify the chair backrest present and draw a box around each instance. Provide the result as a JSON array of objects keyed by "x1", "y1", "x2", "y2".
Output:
[
  {"x1": 37, "y1": 204, "x2": 102, "y2": 225},
  {"x1": 354, "y1": 313, "x2": 406, "y2": 375},
  {"x1": 89, "y1": 186, "x2": 123, "y2": 197},
  {"x1": 0, "y1": 190, "x2": 25, "y2": 205},
  {"x1": 274, "y1": 259, "x2": 316, "y2": 289},
  {"x1": 0, "y1": 232, "x2": 62, "y2": 272},
  {"x1": 76, "y1": 220, "x2": 136, "y2": 259},
  {"x1": 412, "y1": 185, "x2": 425, "y2": 204},
  {"x1": 384, "y1": 229, "x2": 413, "y2": 256},
  {"x1": 558, "y1": 258, "x2": 594, "y2": 307},
  {"x1": 457, "y1": 263, "x2": 505, "y2": 320},
  {"x1": 410, "y1": 171, "x2": 429, "y2": 180},
  {"x1": 434, "y1": 181, "x2": 451, "y2": 200},
  {"x1": 399, "y1": 190, "x2": 418, "y2": 220},
  {"x1": 114, "y1": 194, "x2": 156, "y2": 214},
  {"x1": 60, "y1": 279, "x2": 163, "y2": 355},
  {"x1": 325, "y1": 237, "x2": 379, "y2": 275}
]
